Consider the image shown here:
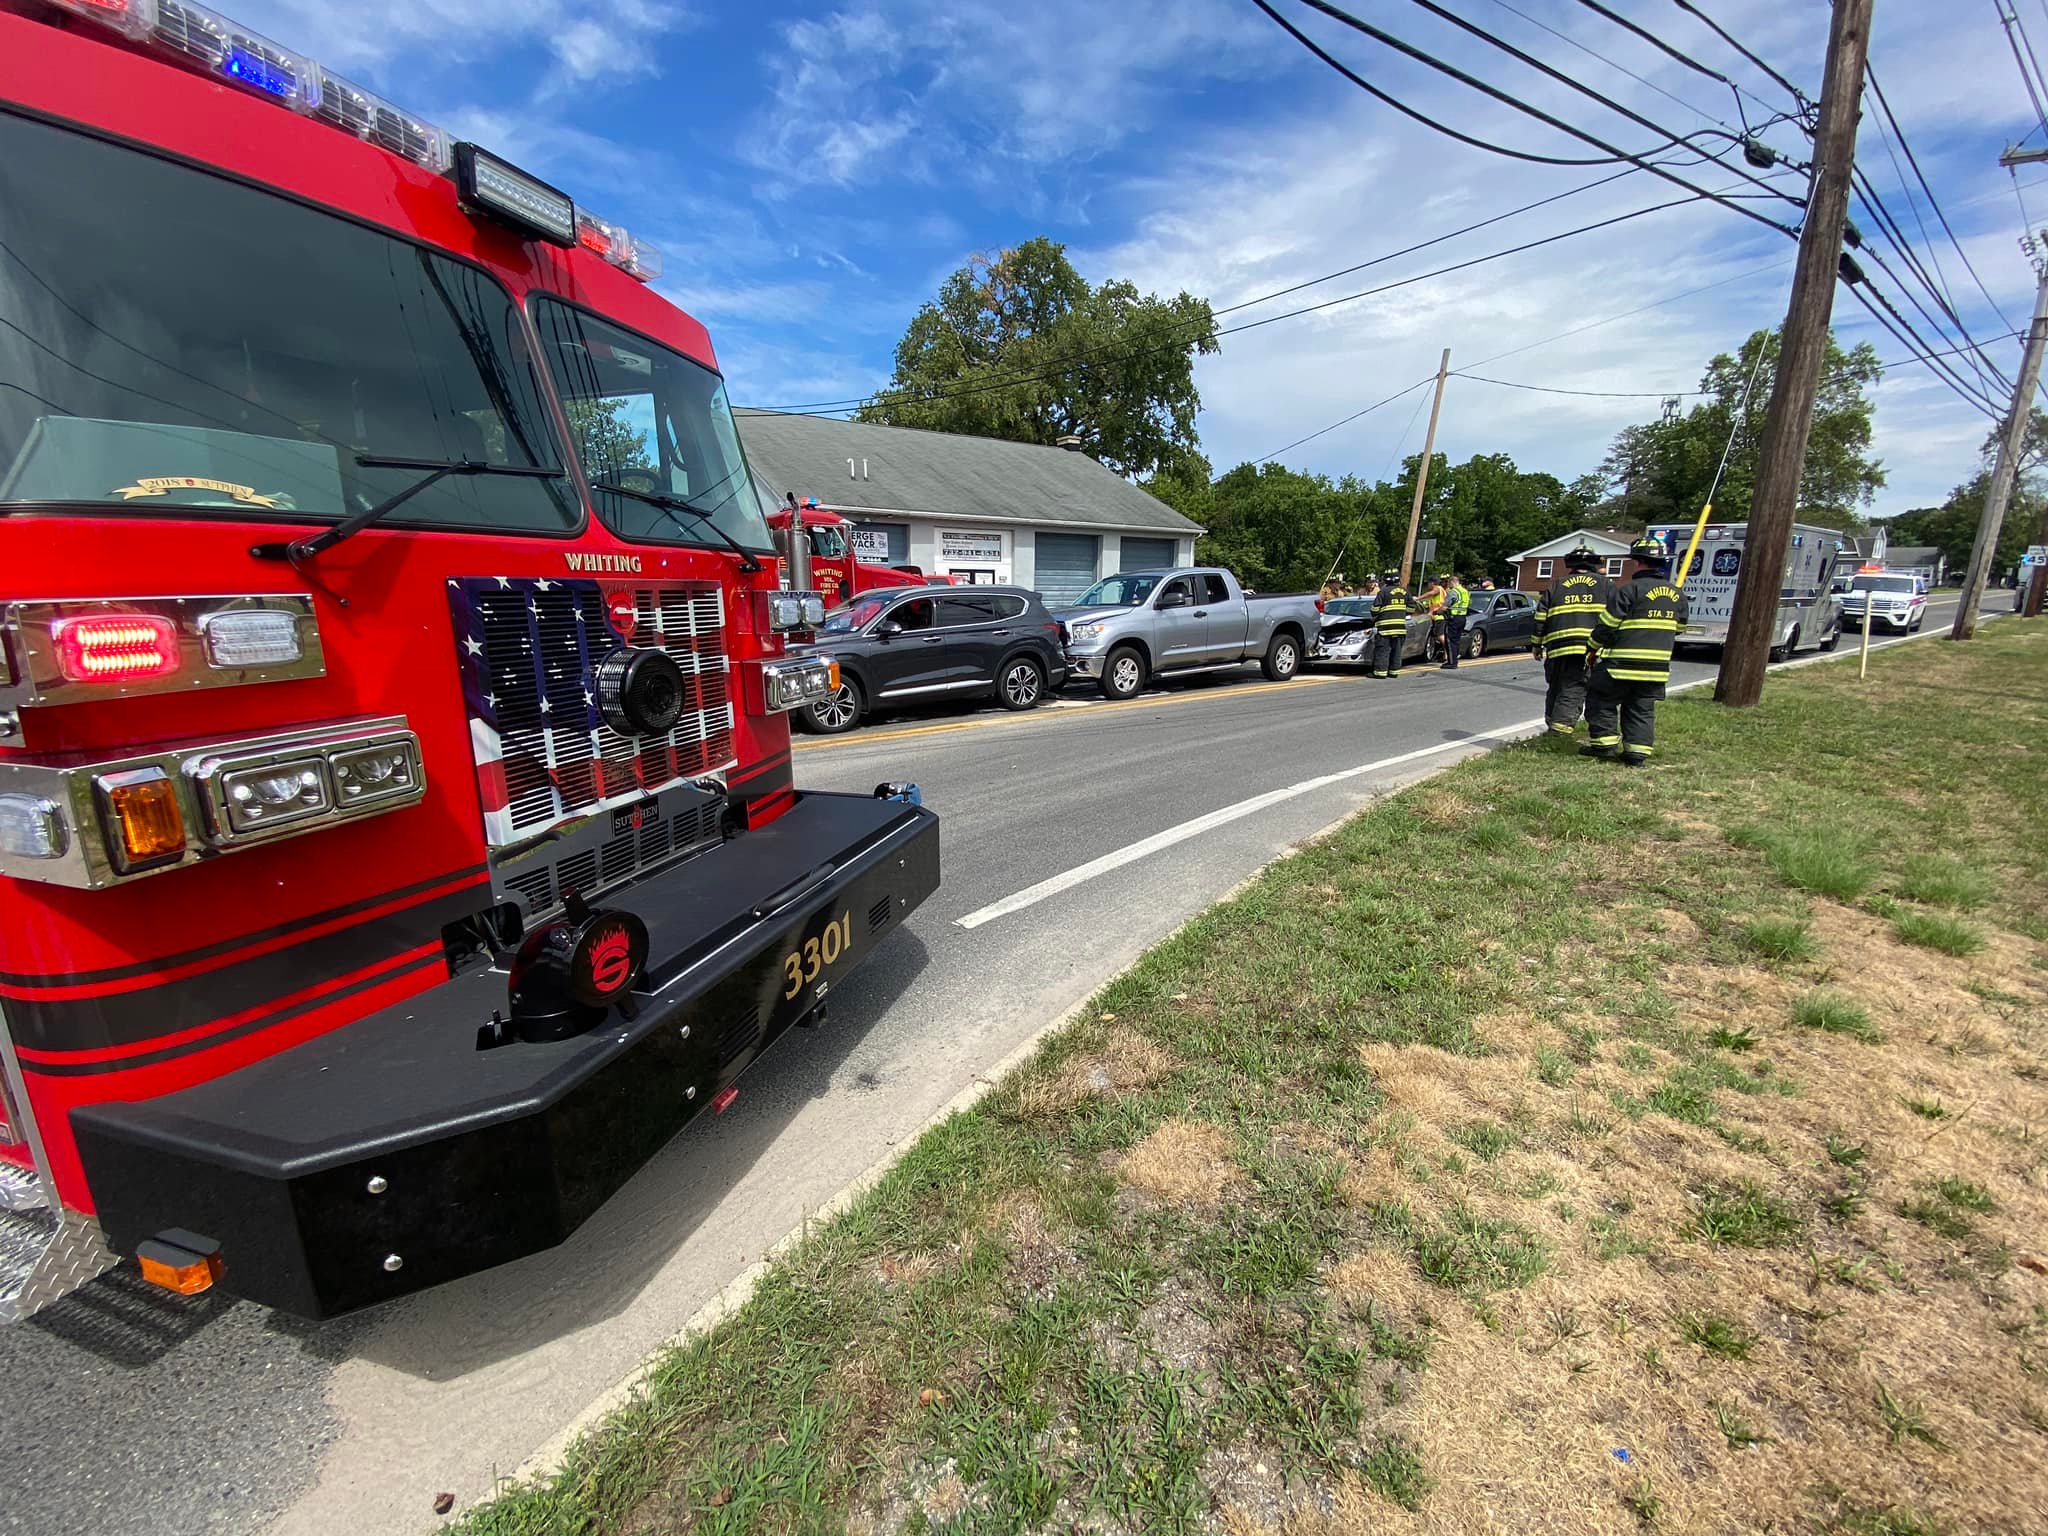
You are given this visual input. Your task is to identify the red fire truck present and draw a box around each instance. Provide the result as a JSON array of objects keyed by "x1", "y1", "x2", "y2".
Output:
[
  {"x1": 766, "y1": 497, "x2": 951, "y2": 608},
  {"x1": 0, "y1": 0, "x2": 939, "y2": 1322}
]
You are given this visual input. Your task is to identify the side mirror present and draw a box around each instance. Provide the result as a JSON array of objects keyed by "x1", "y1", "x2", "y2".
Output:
[
  {"x1": 1159, "y1": 590, "x2": 1189, "y2": 609},
  {"x1": 877, "y1": 620, "x2": 904, "y2": 640}
]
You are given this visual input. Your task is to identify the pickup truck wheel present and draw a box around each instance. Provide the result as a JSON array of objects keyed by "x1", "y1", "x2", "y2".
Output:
[
  {"x1": 1100, "y1": 646, "x2": 1146, "y2": 700},
  {"x1": 1261, "y1": 633, "x2": 1301, "y2": 681},
  {"x1": 997, "y1": 656, "x2": 1045, "y2": 710},
  {"x1": 807, "y1": 677, "x2": 864, "y2": 734}
]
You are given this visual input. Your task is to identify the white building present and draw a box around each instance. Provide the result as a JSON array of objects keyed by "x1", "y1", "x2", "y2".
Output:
[{"x1": 735, "y1": 410, "x2": 1203, "y2": 606}]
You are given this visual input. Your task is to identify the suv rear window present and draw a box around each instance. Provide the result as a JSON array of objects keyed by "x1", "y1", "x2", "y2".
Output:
[{"x1": 0, "y1": 110, "x2": 575, "y2": 533}]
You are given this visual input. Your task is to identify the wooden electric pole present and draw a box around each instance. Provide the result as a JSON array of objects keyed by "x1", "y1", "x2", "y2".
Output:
[
  {"x1": 1399, "y1": 349, "x2": 1450, "y2": 588},
  {"x1": 1715, "y1": 0, "x2": 1874, "y2": 708},
  {"x1": 1953, "y1": 244, "x2": 2048, "y2": 639}
]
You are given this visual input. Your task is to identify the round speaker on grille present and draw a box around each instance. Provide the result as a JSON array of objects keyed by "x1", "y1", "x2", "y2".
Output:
[{"x1": 596, "y1": 647, "x2": 685, "y2": 736}]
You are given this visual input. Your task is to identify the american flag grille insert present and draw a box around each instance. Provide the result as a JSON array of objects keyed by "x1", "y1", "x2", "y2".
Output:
[
  {"x1": 499, "y1": 799, "x2": 724, "y2": 919},
  {"x1": 451, "y1": 577, "x2": 735, "y2": 845}
]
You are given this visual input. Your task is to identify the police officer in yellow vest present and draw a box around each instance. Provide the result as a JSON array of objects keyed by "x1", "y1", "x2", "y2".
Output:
[
  {"x1": 1439, "y1": 572, "x2": 1472, "y2": 669},
  {"x1": 1582, "y1": 538, "x2": 1688, "y2": 765},
  {"x1": 1532, "y1": 547, "x2": 1615, "y2": 732},
  {"x1": 1369, "y1": 567, "x2": 1410, "y2": 678}
]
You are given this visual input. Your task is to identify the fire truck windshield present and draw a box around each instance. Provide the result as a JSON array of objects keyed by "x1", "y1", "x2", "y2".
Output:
[
  {"x1": 531, "y1": 297, "x2": 773, "y2": 554},
  {"x1": 0, "y1": 110, "x2": 575, "y2": 533}
]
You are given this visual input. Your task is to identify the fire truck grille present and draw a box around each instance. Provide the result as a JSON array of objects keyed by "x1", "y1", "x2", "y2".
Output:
[
  {"x1": 455, "y1": 578, "x2": 735, "y2": 843},
  {"x1": 499, "y1": 798, "x2": 725, "y2": 919}
]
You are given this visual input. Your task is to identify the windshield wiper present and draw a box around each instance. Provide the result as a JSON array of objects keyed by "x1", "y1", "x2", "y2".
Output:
[
  {"x1": 251, "y1": 454, "x2": 568, "y2": 563},
  {"x1": 587, "y1": 480, "x2": 765, "y2": 573}
]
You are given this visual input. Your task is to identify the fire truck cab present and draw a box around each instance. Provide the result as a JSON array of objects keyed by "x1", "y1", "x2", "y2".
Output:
[
  {"x1": 0, "y1": 0, "x2": 939, "y2": 1321},
  {"x1": 766, "y1": 498, "x2": 949, "y2": 609}
]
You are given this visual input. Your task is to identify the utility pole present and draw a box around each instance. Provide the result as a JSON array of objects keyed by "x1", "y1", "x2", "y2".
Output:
[
  {"x1": 1953, "y1": 255, "x2": 2048, "y2": 638},
  {"x1": 1715, "y1": 0, "x2": 1874, "y2": 708},
  {"x1": 1400, "y1": 349, "x2": 1450, "y2": 588}
]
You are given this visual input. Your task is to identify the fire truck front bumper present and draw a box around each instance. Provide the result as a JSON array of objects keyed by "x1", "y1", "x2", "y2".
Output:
[{"x1": 70, "y1": 790, "x2": 939, "y2": 1319}]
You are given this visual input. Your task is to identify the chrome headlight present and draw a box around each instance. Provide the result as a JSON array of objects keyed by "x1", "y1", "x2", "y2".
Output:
[
  {"x1": 1067, "y1": 621, "x2": 1108, "y2": 642},
  {"x1": 766, "y1": 591, "x2": 827, "y2": 632},
  {"x1": 761, "y1": 655, "x2": 838, "y2": 712}
]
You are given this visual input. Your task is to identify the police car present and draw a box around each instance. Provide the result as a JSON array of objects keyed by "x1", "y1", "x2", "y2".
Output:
[{"x1": 1840, "y1": 571, "x2": 1928, "y2": 633}]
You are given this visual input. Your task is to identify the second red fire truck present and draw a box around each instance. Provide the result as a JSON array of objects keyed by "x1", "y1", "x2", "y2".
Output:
[{"x1": 0, "y1": 0, "x2": 939, "y2": 1321}]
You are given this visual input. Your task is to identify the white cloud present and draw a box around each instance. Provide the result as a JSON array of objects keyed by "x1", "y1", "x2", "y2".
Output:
[{"x1": 232, "y1": 0, "x2": 688, "y2": 83}]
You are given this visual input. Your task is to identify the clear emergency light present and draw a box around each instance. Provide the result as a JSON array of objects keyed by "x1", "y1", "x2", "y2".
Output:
[{"x1": 44, "y1": 0, "x2": 661, "y2": 281}]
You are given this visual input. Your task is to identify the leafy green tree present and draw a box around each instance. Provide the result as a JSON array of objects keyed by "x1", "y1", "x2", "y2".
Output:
[
  {"x1": 859, "y1": 238, "x2": 1217, "y2": 480},
  {"x1": 1598, "y1": 328, "x2": 1885, "y2": 531}
]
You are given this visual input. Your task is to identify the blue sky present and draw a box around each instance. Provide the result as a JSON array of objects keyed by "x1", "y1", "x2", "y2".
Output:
[{"x1": 238, "y1": 0, "x2": 2048, "y2": 517}]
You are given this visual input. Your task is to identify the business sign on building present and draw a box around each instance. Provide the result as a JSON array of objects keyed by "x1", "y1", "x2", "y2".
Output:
[
  {"x1": 848, "y1": 526, "x2": 893, "y2": 561},
  {"x1": 938, "y1": 528, "x2": 1005, "y2": 564}
]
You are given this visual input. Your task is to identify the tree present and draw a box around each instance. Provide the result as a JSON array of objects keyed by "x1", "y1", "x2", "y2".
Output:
[
  {"x1": 858, "y1": 238, "x2": 1217, "y2": 480},
  {"x1": 1597, "y1": 328, "x2": 1885, "y2": 531}
]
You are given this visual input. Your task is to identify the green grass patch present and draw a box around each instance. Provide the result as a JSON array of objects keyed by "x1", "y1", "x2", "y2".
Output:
[
  {"x1": 1894, "y1": 853, "x2": 1993, "y2": 911},
  {"x1": 1765, "y1": 830, "x2": 1876, "y2": 901},
  {"x1": 1891, "y1": 910, "x2": 1986, "y2": 957},
  {"x1": 1742, "y1": 915, "x2": 1818, "y2": 963},
  {"x1": 450, "y1": 629, "x2": 2048, "y2": 1536},
  {"x1": 1677, "y1": 1310, "x2": 1759, "y2": 1360},
  {"x1": 1792, "y1": 990, "x2": 1883, "y2": 1043},
  {"x1": 1689, "y1": 1180, "x2": 1804, "y2": 1247}
]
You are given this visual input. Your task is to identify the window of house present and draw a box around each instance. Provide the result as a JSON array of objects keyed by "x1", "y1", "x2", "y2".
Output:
[
  {"x1": 1536, "y1": 559, "x2": 1554, "y2": 578},
  {"x1": 1606, "y1": 557, "x2": 1626, "y2": 576}
]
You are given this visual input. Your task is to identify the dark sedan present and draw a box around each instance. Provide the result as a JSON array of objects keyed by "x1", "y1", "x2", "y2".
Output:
[
  {"x1": 794, "y1": 586, "x2": 1068, "y2": 734},
  {"x1": 1455, "y1": 588, "x2": 1540, "y2": 658}
]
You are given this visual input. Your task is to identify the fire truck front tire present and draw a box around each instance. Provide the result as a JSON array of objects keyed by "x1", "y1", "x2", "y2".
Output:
[
  {"x1": 807, "y1": 676, "x2": 865, "y2": 734},
  {"x1": 996, "y1": 655, "x2": 1046, "y2": 710}
]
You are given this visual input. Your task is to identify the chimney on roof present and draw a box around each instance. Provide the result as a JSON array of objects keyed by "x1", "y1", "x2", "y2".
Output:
[{"x1": 1055, "y1": 434, "x2": 1083, "y2": 452}]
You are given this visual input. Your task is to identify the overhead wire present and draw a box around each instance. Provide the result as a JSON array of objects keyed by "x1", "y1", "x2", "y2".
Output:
[
  {"x1": 1452, "y1": 334, "x2": 2024, "y2": 401},
  {"x1": 1997, "y1": 0, "x2": 2048, "y2": 139},
  {"x1": 1865, "y1": 63, "x2": 2022, "y2": 335},
  {"x1": 1570, "y1": 0, "x2": 1784, "y2": 126},
  {"x1": 1250, "y1": 374, "x2": 1438, "y2": 465},
  {"x1": 1667, "y1": 0, "x2": 1811, "y2": 110},
  {"x1": 1272, "y1": 0, "x2": 1802, "y2": 235},
  {"x1": 749, "y1": 185, "x2": 1731, "y2": 420},
  {"x1": 1384, "y1": 0, "x2": 1806, "y2": 211},
  {"x1": 1485, "y1": 0, "x2": 1726, "y2": 129}
]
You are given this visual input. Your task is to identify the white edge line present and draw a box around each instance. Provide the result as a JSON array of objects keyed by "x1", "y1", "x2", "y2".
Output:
[
  {"x1": 495, "y1": 599, "x2": 1996, "y2": 1505},
  {"x1": 952, "y1": 718, "x2": 1547, "y2": 929}
]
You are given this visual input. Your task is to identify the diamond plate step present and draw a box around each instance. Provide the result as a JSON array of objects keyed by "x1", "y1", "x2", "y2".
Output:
[
  {"x1": 0, "y1": 1204, "x2": 117, "y2": 1324},
  {"x1": 0, "y1": 1159, "x2": 46, "y2": 1212}
]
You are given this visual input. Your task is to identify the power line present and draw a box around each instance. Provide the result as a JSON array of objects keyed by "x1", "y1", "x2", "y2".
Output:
[
  {"x1": 1865, "y1": 63, "x2": 2021, "y2": 335},
  {"x1": 1486, "y1": 0, "x2": 1726, "y2": 130},
  {"x1": 1250, "y1": 0, "x2": 1616, "y2": 165},
  {"x1": 1668, "y1": 0, "x2": 1811, "y2": 109},
  {"x1": 1852, "y1": 167, "x2": 2015, "y2": 396},
  {"x1": 1453, "y1": 334, "x2": 2024, "y2": 400},
  {"x1": 1570, "y1": 0, "x2": 1784, "y2": 126},
  {"x1": 1997, "y1": 0, "x2": 2048, "y2": 139},
  {"x1": 1275, "y1": 0, "x2": 1802, "y2": 236},
  {"x1": 749, "y1": 188, "x2": 1723, "y2": 420},
  {"x1": 1388, "y1": 0, "x2": 1805, "y2": 211},
  {"x1": 1249, "y1": 374, "x2": 1438, "y2": 464},
  {"x1": 1842, "y1": 279, "x2": 2002, "y2": 415},
  {"x1": 1467, "y1": 256, "x2": 1793, "y2": 368}
]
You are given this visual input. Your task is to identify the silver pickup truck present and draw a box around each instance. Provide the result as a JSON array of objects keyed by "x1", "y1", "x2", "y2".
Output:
[{"x1": 1056, "y1": 567, "x2": 1322, "y2": 699}]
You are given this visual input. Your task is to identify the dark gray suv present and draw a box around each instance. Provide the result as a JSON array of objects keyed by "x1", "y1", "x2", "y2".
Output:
[{"x1": 794, "y1": 586, "x2": 1068, "y2": 734}]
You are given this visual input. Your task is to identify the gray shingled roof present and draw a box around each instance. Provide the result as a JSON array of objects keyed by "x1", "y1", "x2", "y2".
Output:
[{"x1": 734, "y1": 410, "x2": 1203, "y2": 535}]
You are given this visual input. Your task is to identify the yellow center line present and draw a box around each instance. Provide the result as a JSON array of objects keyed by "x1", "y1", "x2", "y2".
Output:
[{"x1": 795, "y1": 672, "x2": 1350, "y2": 751}]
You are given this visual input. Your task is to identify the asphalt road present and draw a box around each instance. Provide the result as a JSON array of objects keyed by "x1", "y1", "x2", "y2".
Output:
[{"x1": 0, "y1": 595, "x2": 1996, "y2": 1536}]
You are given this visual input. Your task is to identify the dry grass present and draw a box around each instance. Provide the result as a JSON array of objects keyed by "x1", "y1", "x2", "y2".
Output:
[{"x1": 1120, "y1": 1118, "x2": 1244, "y2": 1208}]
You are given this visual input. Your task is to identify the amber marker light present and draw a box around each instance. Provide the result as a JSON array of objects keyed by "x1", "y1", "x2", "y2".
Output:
[
  {"x1": 136, "y1": 1232, "x2": 225, "y2": 1296},
  {"x1": 95, "y1": 767, "x2": 186, "y2": 871}
]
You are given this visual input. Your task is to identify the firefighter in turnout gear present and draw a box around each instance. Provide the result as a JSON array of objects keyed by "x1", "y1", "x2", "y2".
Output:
[
  {"x1": 1532, "y1": 547, "x2": 1615, "y2": 733},
  {"x1": 1582, "y1": 539, "x2": 1688, "y2": 765},
  {"x1": 1370, "y1": 568, "x2": 1411, "y2": 677}
]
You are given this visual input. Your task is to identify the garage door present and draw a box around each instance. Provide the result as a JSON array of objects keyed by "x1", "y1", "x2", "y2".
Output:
[
  {"x1": 1033, "y1": 531, "x2": 1100, "y2": 607},
  {"x1": 1118, "y1": 536, "x2": 1178, "y2": 571}
]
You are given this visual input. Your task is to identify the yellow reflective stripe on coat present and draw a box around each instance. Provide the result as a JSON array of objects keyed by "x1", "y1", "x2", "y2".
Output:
[
  {"x1": 1615, "y1": 617, "x2": 1681, "y2": 631},
  {"x1": 1601, "y1": 647, "x2": 1674, "y2": 661}
]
